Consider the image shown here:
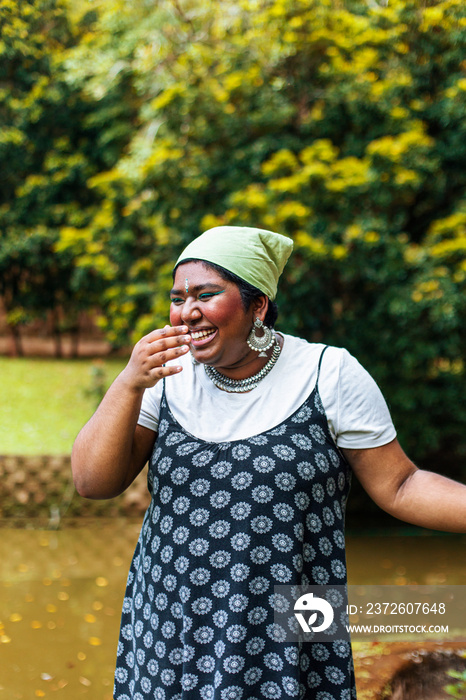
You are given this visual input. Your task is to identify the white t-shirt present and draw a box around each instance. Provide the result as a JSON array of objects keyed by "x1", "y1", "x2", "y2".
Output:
[{"x1": 138, "y1": 334, "x2": 396, "y2": 449}]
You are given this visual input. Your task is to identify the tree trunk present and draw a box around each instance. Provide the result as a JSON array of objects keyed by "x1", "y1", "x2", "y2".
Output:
[
  {"x1": 8, "y1": 324, "x2": 24, "y2": 357},
  {"x1": 51, "y1": 308, "x2": 63, "y2": 358},
  {"x1": 70, "y1": 319, "x2": 80, "y2": 358}
]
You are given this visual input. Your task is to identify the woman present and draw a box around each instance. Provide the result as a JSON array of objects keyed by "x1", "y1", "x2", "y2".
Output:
[{"x1": 72, "y1": 225, "x2": 466, "y2": 700}]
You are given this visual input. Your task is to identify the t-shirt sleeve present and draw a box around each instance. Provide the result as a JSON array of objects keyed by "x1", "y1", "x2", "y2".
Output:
[
  {"x1": 331, "y1": 348, "x2": 396, "y2": 449},
  {"x1": 137, "y1": 382, "x2": 163, "y2": 433}
]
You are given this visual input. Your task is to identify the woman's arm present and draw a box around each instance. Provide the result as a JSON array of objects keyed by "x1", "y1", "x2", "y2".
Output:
[
  {"x1": 72, "y1": 324, "x2": 191, "y2": 499},
  {"x1": 344, "y1": 438, "x2": 466, "y2": 533}
]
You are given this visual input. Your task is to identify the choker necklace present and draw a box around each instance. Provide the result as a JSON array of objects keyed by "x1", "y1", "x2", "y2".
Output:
[{"x1": 205, "y1": 339, "x2": 281, "y2": 393}]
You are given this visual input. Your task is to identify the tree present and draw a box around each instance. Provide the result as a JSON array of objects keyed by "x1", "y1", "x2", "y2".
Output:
[
  {"x1": 0, "y1": 0, "x2": 136, "y2": 354},
  {"x1": 58, "y1": 0, "x2": 466, "y2": 466}
]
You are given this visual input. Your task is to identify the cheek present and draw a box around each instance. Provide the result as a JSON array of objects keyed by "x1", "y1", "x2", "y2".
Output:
[
  {"x1": 169, "y1": 304, "x2": 181, "y2": 325},
  {"x1": 211, "y1": 299, "x2": 247, "y2": 330}
]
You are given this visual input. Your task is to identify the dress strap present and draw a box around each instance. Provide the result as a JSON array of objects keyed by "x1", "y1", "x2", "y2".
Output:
[
  {"x1": 161, "y1": 377, "x2": 167, "y2": 407},
  {"x1": 316, "y1": 345, "x2": 329, "y2": 390}
]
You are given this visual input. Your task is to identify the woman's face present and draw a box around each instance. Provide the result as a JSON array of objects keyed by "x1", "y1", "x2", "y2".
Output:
[{"x1": 170, "y1": 261, "x2": 261, "y2": 371}]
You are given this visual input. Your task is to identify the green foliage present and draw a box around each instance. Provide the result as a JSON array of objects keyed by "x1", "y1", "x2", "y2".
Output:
[
  {"x1": 0, "y1": 0, "x2": 136, "y2": 351},
  {"x1": 3, "y1": 0, "x2": 466, "y2": 468},
  {"x1": 82, "y1": 359, "x2": 108, "y2": 409},
  {"x1": 446, "y1": 669, "x2": 466, "y2": 698},
  {"x1": 51, "y1": 0, "x2": 186, "y2": 346}
]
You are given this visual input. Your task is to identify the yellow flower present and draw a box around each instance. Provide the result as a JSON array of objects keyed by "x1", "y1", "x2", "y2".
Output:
[
  {"x1": 275, "y1": 201, "x2": 311, "y2": 223},
  {"x1": 269, "y1": 174, "x2": 304, "y2": 194},
  {"x1": 445, "y1": 87, "x2": 458, "y2": 99},
  {"x1": 309, "y1": 101, "x2": 324, "y2": 121},
  {"x1": 419, "y1": 279, "x2": 439, "y2": 294},
  {"x1": 332, "y1": 245, "x2": 347, "y2": 259},
  {"x1": 367, "y1": 126, "x2": 433, "y2": 161},
  {"x1": 345, "y1": 224, "x2": 363, "y2": 240},
  {"x1": 289, "y1": 16, "x2": 304, "y2": 29},
  {"x1": 224, "y1": 72, "x2": 243, "y2": 92},
  {"x1": 200, "y1": 214, "x2": 224, "y2": 231},
  {"x1": 295, "y1": 232, "x2": 328, "y2": 256},
  {"x1": 404, "y1": 244, "x2": 423, "y2": 264},
  {"x1": 326, "y1": 157, "x2": 371, "y2": 191},
  {"x1": 364, "y1": 231, "x2": 380, "y2": 244},
  {"x1": 420, "y1": 6, "x2": 443, "y2": 31},
  {"x1": 150, "y1": 85, "x2": 186, "y2": 111},
  {"x1": 390, "y1": 106, "x2": 409, "y2": 120},
  {"x1": 231, "y1": 184, "x2": 268, "y2": 208},
  {"x1": 395, "y1": 169, "x2": 420, "y2": 186},
  {"x1": 120, "y1": 302, "x2": 135, "y2": 315},
  {"x1": 300, "y1": 140, "x2": 339, "y2": 164},
  {"x1": 395, "y1": 42, "x2": 409, "y2": 54},
  {"x1": 261, "y1": 149, "x2": 299, "y2": 176}
]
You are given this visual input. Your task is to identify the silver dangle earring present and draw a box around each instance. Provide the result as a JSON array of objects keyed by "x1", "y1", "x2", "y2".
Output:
[{"x1": 247, "y1": 318, "x2": 275, "y2": 357}]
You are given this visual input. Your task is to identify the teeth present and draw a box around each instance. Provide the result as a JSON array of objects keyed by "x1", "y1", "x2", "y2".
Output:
[{"x1": 192, "y1": 329, "x2": 215, "y2": 340}]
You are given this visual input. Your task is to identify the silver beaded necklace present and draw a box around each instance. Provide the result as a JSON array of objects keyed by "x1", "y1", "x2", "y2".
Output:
[{"x1": 204, "y1": 340, "x2": 281, "y2": 393}]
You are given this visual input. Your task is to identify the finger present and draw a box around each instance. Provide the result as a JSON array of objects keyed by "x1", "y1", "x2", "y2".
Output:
[
  {"x1": 143, "y1": 325, "x2": 189, "y2": 344},
  {"x1": 150, "y1": 361, "x2": 185, "y2": 381},
  {"x1": 147, "y1": 343, "x2": 191, "y2": 367},
  {"x1": 146, "y1": 333, "x2": 192, "y2": 357}
]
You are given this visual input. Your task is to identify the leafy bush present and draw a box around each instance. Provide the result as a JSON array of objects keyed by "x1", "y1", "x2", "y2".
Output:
[{"x1": 2, "y1": 0, "x2": 466, "y2": 470}]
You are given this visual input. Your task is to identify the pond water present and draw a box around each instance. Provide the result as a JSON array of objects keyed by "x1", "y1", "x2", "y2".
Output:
[{"x1": 0, "y1": 521, "x2": 465, "y2": 700}]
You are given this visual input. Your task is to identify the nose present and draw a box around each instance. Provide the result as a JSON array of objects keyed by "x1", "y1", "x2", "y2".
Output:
[{"x1": 181, "y1": 297, "x2": 202, "y2": 324}]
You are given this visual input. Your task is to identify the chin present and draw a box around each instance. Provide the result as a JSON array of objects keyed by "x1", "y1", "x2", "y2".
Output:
[
  {"x1": 194, "y1": 351, "x2": 227, "y2": 368},
  {"x1": 190, "y1": 348, "x2": 215, "y2": 365}
]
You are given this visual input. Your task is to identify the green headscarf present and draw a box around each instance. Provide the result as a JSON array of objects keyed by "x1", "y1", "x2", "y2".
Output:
[{"x1": 175, "y1": 226, "x2": 293, "y2": 300}]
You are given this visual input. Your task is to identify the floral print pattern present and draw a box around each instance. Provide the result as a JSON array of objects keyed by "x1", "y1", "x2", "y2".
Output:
[{"x1": 115, "y1": 376, "x2": 356, "y2": 699}]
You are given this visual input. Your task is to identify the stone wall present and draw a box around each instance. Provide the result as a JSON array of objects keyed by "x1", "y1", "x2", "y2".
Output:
[{"x1": 0, "y1": 455, "x2": 150, "y2": 526}]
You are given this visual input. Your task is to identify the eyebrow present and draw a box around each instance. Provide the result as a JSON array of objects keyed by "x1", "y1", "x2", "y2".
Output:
[{"x1": 169, "y1": 283, "x2": 225, "y2": 296}]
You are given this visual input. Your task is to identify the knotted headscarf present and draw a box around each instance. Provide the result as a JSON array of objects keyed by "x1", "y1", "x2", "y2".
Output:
[{"x1": 175, "y1": 226, "x2": 293, "y2": 300}]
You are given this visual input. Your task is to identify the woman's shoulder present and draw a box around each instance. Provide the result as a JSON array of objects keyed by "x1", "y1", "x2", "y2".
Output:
[
  {"x1": 280, "y1": 333, "x2": 347, "y2": 367},
  {"x1": 279, "y1": 335, "x2": 396, "y2": 448},
  {"x1": 278, "y1": 334, "x2": 373, "y2": 396}
]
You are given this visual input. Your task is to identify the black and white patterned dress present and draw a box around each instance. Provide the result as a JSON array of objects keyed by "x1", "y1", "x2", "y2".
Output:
[{"x1": 114, "y1": 349, "x2": 356, "y2": 700}]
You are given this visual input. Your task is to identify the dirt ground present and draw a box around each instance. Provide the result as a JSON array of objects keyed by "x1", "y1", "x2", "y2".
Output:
[
  {"x1": 354, "y1": 639, "x2": 466, "y2": 699},
  {"x1": 0, "y1": 333, "x2": 121, "y2": 358}
]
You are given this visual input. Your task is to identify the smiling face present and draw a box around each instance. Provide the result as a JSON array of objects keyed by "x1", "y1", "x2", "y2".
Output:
[{"x1": 170, "y1": 261, "x2": 267, "y2": 374}]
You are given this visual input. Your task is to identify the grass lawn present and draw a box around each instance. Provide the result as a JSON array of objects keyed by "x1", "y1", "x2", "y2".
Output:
[{"x1": 0, "y1": 357, "x2": 127, "y2": 455}]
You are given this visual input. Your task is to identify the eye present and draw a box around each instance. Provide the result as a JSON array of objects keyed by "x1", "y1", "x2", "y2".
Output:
[
  {"x1": 170, "y1": 297, "x2": 184, "y2": 305},
  {"x1": 199, "y1": 291, "x2": 225, "y2": 301}
]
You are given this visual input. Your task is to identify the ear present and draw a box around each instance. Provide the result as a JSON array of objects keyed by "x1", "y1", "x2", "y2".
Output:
[{"x1": 251, "y1": 295, "x2": 269, "y2": 323}]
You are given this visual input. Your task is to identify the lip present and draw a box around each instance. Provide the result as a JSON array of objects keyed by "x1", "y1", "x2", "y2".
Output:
[{"x1": 190, "y1": 328, "x2": 218, "y2": 348}]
